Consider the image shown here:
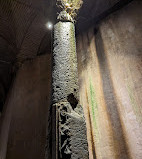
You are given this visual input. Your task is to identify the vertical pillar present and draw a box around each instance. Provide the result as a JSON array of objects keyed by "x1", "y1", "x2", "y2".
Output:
[{"x1": 52, "y1": 1, "x2": 89, "y2": 158}]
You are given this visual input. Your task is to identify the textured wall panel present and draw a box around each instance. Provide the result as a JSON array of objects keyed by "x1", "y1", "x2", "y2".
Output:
[{"x1": 77, "y1": 1, "x2": 142, "y2": 159}]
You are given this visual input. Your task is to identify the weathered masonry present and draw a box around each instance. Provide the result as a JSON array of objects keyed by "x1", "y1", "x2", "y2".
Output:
[{"x1": 51, "y1": 1, "x2": 89, "y2": 158}]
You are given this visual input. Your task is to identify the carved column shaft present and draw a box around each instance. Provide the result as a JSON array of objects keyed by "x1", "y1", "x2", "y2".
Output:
[
  {"x1": 52, "y1": 21, "x2": 88, "y2": 159},
  {"x1": 51, "y1": 1, "x2": 88, "y2": 158}
]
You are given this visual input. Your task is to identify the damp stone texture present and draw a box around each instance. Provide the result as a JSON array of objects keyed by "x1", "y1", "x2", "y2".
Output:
[
  {"x1": 52, "y1": 22, "x2": 89, "y2": 159},
  {"x1": 52, "y1": 22, "x2": 79, "y2": 103}
]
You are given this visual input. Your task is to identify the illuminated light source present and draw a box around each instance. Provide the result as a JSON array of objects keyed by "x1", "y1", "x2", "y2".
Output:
[{"x1": 46, "y1": 22, "x2": 53, "y2": 30}]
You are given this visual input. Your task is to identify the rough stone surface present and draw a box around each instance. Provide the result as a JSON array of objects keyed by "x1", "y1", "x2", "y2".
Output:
[
  {"x1": 53, "y1": 101, "x2": 88, "y2": 159},
  {"x1": 52, "y1": 22, "x2": 79, "y2": 103},
  {"x1": 77, "y1": 1, "x2": 142, "y2": 159},
  {"x1": 98, "y1": 2, "x2": 142, "y2": 159},
  {"x1": 52, "y1": 21, "x2": 89, "y2": 159}
]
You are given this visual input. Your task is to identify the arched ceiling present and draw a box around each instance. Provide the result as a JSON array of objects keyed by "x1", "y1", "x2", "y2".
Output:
[
  {"x1": 0, "y1": 0, "x2": 132, "y2": 112},
  {"x1": 0, "y1": 0, "x2": 133, "y2": 61}
]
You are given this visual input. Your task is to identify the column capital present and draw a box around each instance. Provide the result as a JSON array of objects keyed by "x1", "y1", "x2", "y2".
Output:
[{"x1": 56, "y1": 0, "x2": 83, "y2": 23}]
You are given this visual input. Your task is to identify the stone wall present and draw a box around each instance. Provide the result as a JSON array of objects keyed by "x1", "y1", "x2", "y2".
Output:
[
  {"x1": 77, "y1": 1, "x2": 142, "y2": 159},
  {"x1": 0, "y1": 54, "x2": 52, "y2": 159}
]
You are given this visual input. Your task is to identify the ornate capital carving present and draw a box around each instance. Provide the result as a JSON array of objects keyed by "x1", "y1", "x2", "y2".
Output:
[{"x1": 56, "y1": 0, "x2": 83, "y2": 23}]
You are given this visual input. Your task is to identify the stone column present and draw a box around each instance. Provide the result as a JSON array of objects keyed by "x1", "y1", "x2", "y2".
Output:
[{"x1": 52, "y1": 1, "x2": 89, "y2": 159}]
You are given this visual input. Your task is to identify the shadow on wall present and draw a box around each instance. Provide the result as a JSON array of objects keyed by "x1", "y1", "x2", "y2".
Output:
[
  {"x1": 77, "y1": 27, "x2": 130, "y2": 158},
  {"x1": 95, "y1": 29, "x2": 130, "y2": 158}
]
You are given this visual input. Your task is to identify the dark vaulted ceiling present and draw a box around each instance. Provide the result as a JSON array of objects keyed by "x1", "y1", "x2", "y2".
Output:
[{"x1": 0, "y1": 0, "x2": 132, "y2": 112}]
